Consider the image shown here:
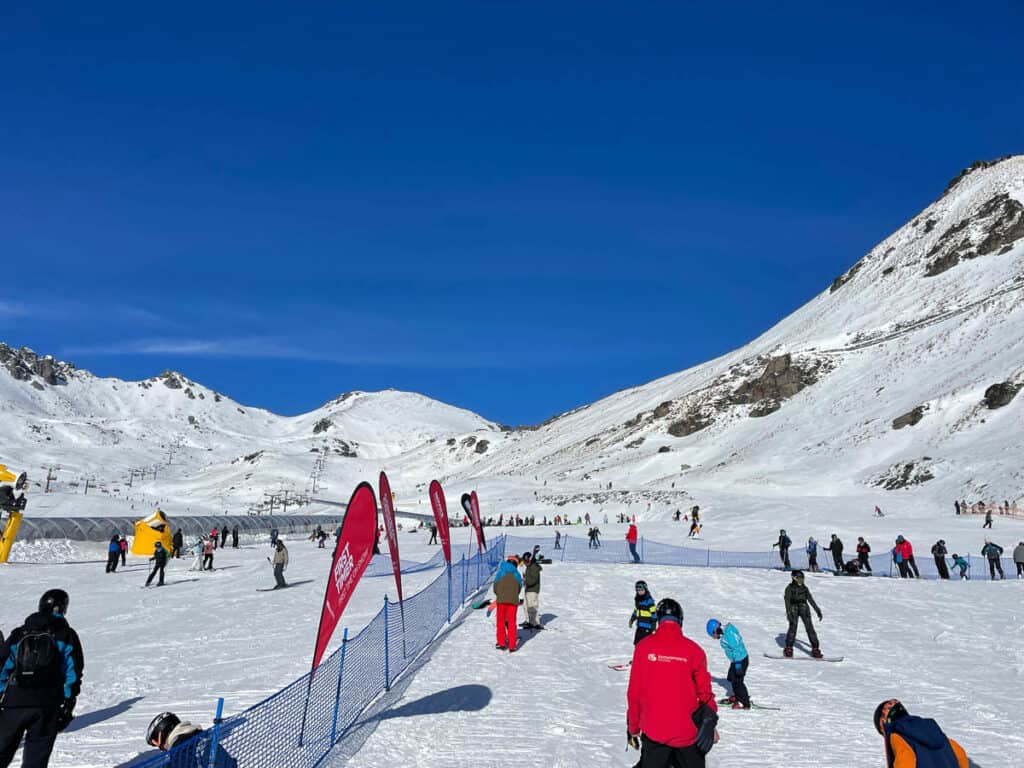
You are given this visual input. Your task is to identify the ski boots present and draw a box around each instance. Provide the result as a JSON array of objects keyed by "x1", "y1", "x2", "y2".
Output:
[
  {"x1": 810, "y1": 648, "x2": 823, "y2": 659},
  {"x1": 783, "y1": 646, "x2": 794, "y2": 658},
  {"x1": 731, "y1": 701, "x2": 749, "y2": 709}
]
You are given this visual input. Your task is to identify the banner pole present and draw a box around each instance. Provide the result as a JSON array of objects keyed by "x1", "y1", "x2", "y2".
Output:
[
  {"x1": 447, "y1": 563, "x2": 452, "y2": 622},
  {"x1": 383, "y1": 596, "x2": 390, "y2": 691},
  {"x1": 206, "y1": 697, "x2": 224, "y2": 768},
  {"x1": 328, "y1": 628, "x2": 349, "y2": 746}
]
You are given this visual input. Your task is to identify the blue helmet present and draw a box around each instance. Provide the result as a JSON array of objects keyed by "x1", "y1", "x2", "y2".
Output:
[{"x1": 706, "y1": 618, "x2": 721, "y2": 637}]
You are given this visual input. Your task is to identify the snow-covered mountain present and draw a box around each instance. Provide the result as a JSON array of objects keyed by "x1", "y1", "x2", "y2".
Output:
[{"x1": 3, "y1": 156, "x2": 1023, "y2": 520}]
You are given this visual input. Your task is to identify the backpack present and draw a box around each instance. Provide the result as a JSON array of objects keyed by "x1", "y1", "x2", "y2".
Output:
[{"x1": 12, "y1": 629, "x2": 62, "y2": 687}]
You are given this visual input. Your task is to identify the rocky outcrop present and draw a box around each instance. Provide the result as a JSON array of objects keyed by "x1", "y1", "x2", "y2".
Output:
[
  {"x1": 475, "y1": 439, "x2": 490, "y2": 454},
  {"x1": 892, "y1": 405, "x2": 926, "y2": 430},
  {"x1": 925, "y1": 193, "x2": 1024, "y2": 277},
  {"x1": 829, "y1": 261, "x2": 863, "y2": 294},
  {"x1": 668, "y1": 411, "x2": 712, "y2": 437},
  {"x1": 0, "y1": 344, "x2": 73, "y2": 385},
  {"x1": 941, "y1": 156, "x2": 1015, "y2": 198},
  {"x1": 729, "y1": 354, "x2": 821, "y2": 406},
  {"x1": 874, "y1": 460, "x2": 935, "y2": 490},
  {"x1": 312, "y1": 418, "x2": 333, "y2": 434},
  {"x1": 982, "y1": 382, "x2": 1021, "y2": 410},
  {"x1": 159, "y1": 371, "x2": 184, "y2": 389}
]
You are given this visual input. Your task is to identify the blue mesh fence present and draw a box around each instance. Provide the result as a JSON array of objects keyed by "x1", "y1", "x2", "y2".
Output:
[{"x1": 134, "y1": 537, "x2": 505, "y2": 768}]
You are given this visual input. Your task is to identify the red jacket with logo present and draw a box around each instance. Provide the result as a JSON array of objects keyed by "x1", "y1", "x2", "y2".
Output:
[{"x1": 626, "y1": 621, "x2": 716, "y2": 746}]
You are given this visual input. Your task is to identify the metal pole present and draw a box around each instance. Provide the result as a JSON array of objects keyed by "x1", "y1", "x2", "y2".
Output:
[
  {"x1": 328, "y1": 628, "x2": 349, "y2": 746},
  {"x1": 383, "y1": 596, "x2": 390, "y2": 691},
  {"x1": 206, "y1": 697, "x2": 224, "y2": 768},
  {"x1": 447, "y1": 564, "x2": 452, "y2": 622}
]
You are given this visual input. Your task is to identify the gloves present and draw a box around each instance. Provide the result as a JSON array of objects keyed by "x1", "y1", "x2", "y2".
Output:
[
  {"x1": 628, "y1": 615, "x2": 636, "y2": 628},
  {"x1": 56, "y1": 697, "x2": 75, "y2": 732},
  {"x1": 692, "y1": 703, "x2": 719, "y2": 755},
  {"x1": 626, "y1": 729, "x2": 640, "y2": 751},
  {"x1": 815, "y1": 609, "x2": 823, "y2": 621}
]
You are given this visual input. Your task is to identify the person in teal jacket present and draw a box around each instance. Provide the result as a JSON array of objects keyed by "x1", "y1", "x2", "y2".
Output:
[
  {"x1": 707, "y1": 618, "x2": 750, "y2": 708},
  {"x1": 950, "y1": 553, "x2": 970, "y2": 580}
]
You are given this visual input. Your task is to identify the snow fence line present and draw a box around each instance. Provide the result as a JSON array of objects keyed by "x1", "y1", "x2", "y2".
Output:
[
  {"x1": 500, "y1": 533, "x2": 1016, "y2": 581},
  {"x1": 133, "y1": 538, "x2": 506, "y2": 768}
]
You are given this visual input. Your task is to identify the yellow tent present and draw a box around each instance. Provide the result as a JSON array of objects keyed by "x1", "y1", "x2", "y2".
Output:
[{"x1": 131, "y1": 509, "x2": 173, "y2": 556}]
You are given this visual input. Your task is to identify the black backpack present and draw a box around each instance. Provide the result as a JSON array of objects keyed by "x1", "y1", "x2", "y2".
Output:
[{"x1": 12, "y1": 629, "x2": 62, "y2": 687}]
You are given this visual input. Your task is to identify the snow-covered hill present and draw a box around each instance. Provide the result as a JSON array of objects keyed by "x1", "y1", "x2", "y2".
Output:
[{"x1": 2, "y1": 156, "x2": 1023, "y2": 525}]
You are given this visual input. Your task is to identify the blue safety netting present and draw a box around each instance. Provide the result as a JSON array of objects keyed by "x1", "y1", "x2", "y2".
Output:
[{"x1": 133, "y1": 537, "x2": 505, "y2": 768}]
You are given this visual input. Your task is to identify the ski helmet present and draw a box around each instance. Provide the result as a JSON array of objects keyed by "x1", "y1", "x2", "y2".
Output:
[
  {"x1": 873, "y1": 699, "x2": 908, "y2": 734},
  {"x1": 791, "y1": 569, "x2": 805, "y2": 581},
  {"x1": 655, "y1": 598, "x2": 683, "y2": 624},
  {"x1": 521, "y1": 551, "x2": 532, "y2": 562},
  {"x1": 779, "y1": 529, "x2": 786, "y2": 535},
  {"x1": 147, "y1": 712, "x2": 181, "y2": 748},
  {"x1": 39, "y1": 589, "x2": 69, "y2": 615},
  {"x1": 634, "y1": 580, "x2": 648, "y2": 592},
  {"x1": 706, "y1": 618, "x2": 721, "y2": 637}
]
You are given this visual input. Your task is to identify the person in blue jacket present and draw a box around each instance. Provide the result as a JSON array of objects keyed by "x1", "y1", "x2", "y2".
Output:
[
  {"x1": 950, "y1": 553, "x2": 970, "y2": 580},
  {"x1": 628, "y1": 581, "x2": 657, "y2": 645},
  {"x1": 105, "y1": 534, "x2": 120, "y2": 573},
  {"x1": 707, "y1": 618, "x2": 750, "y2": 708}
]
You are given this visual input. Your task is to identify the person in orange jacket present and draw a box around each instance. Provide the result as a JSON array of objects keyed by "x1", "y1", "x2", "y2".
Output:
[{"x1": 874, "y1": 698, "x2": 969, "y2": 767}]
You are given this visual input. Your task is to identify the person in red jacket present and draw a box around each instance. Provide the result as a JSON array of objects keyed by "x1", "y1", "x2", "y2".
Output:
[
  {"x1": 626, "y1": 598, "x2": 718, "y2": 767},
  {"x1": 893, "y1": 536, "x2": 920, "y2": 579},
  {"x1": 626, "y1": 524, "x2": 641, "y2": 563}
]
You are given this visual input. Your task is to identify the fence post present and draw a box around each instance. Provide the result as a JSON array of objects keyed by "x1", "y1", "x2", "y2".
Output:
[
  {"x1": 206, "y1": 697, "x2": 224, "y2": 768},
  {"x1": 383, "y1": 596, "x2": 390, "y2": 691},
  {"x1": 641, "y1": 536, "x2": 645, "y2": 562},
  {"x1": 477, "y1": 548, "x2": 481, "y2": 588},
  {"x1": 561, "y1": 536, "x2": 568, "y2": 561},
  {"x1": 328, "y1": 627, "x2": 349, "y2": 746},
  {"x1": 447, "y1": 564, "x2": 453, "y2": 623},
  {"x1": 706, "y1": 547, "x2": 711, "y2": 567}
]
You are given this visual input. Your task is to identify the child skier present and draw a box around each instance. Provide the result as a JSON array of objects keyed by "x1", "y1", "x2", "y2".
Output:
[
  {"x1": 783, "y1": 570, "x2": 823, "y2": 658},
  {"x1": 950, "y1": 553, "x2": 969, "y2": 580},
  {"x1": 628, "y1": 580, "x2": 657, "y2": 645},
  {"x1": 707, "y1": 618, "x2": 750, "y2": 708}
]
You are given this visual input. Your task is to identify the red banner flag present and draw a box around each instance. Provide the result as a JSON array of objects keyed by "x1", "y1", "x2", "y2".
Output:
[
  {"x1": 428, "y1": 479, "x2": 451, "y2": 565},
  {"x1": 378, "y1": 471, "x2": 403, "y2": 603},
  {"x1": 311, "y1": 482, "x2": 378, "y2": 671},
  {"x1": 461, "y1": 491, "x2": 485, "y2": 553}
]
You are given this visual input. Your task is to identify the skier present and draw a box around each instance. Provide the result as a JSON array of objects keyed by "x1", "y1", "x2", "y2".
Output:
[
  {"x1": 783, "y1": 570, "x2": 823, "y2": 658},
  {"x1": 231, "y1": 526, "x2": 239, "y2": 549},
  {"x1": 428, "y1": 523, "x2": 438, "y2": 545},
  {"x1": 520, "y1": 551, "x2": 542, "y2": 629},
  {"x1": 824, "y1": 534, "x2": 844, "y2": 573},
  {"x1": 688, "y1": 517, "x2": 699, "y2": 538},
  {"x1": 873, "y1": 699, "x2": 969, "y2": 767},
  {"x1": 119, "y1": 535, "x2": 128, "y2": 567},
  {"x1": 706, "y1": 618, "x2": 750, "y2": 709},
  {"x1": 806, "y1": 537, "x2": 820, "y2": 572},
  {"x1": 202, "y1": 537, "x2": 215, "y2": 571},
  {"x1": 626, "y1": 523, "x2": 640, "y2": 563},
  {"x1": 271, "y1": 539, "x2": 289, "y2": 588},
  {"x1": 145, "y1": 542, "x2": 168, "y2": 587},
  {"x1": 950, "y1": 553, "x2": 970, "y2": 580},
  {"x1": 0, "y1": 589, "x2": 84, "y2": 768},
  {"x1": 1014, "y1": 541, "x2": 1024, "y2": 578},
  {"x1": 220, "y1": 526, "x2": 228, "y2": 548},
  {"x1": 629, "y1": 580, "x2": 657, "y2": 645},
  {"x1": 931, "y1": 540, "x2": 950, "y2": 580},
  {"x1": 626, "y1": 599, "x2": 718, "y2": 766},
  {"x1": 146, "y1": 712, "x2": 237, "y2": 767},
  {"x1": 171, "y1": 529, "x2": 183, "y2": 559},
  {"x1": 982, "y1": 508, "x2": 993, "y2": 529},
  {"x1": 855, "y1": 537, "x2": 872, "y2": 573},
  {"x1": 106, "y1": 534, "x2": 120, "y2": 573},
  {"x1": 980, "y1": 539, "x2": 1004, "y2": 580},
  {"x1": 492, "y1": 554, "x2": 522, "y2": 651},
  {"x1": 553, "y1": 530, "x2": 561, "y2": 550},
  {"x1": 771, "y1": 530, "x2": 791, "y2": 569}
]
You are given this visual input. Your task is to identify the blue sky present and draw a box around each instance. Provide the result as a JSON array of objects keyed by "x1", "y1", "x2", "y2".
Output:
[{"x1": 2, "y1": 2, "x2": 1021, "y2": 424}]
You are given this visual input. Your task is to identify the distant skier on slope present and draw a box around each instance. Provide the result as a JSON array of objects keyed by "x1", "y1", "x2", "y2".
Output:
[
  {"x1": 629, "y1": 580, "x2": 657, "y2": 645},
  {"x1": 771, "y1": 530, "x2": 791, "y2": 569},
  {"x1": 806, "y1": 537, "x2": 820, "y2": 572},
  {"x1": 824, "y1": 534, "x2": 844, "y2": 573},
  {"x1": 783, "y1": 571, "x2": 823, "y2": 658},
  {"x1": 706, "y1": 618, "x2": 750, "y2": 709},
  {"x1": 981, "y1": 539, "x2": 1004, "y2": 580}
]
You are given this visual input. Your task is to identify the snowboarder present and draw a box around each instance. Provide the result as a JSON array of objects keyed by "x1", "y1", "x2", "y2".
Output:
[
  {"x1": 688, "y1": 517, "x2": 700, "y2": 538},
  {"x1": 706, "y1": 618, "x2": 749, "y2": 709},
  {"x1": 855, "y1": 537, "x2": 872, "y2": 573},
  {"x1": 950, "y1": 553, "x2": 969, "y2": 580},
  {"x1": 553, "y1": 530, "x2": 561, "y2": 550},
  {"x1": 146, "y1": 542, "x2": 168, "y2": 587},
  {"x1": 271, "y1": 539, "x2": 289, "y2": 588},
  {"x1": 982, "y1": 508, "x2": 993, "y2": 529},
  {"x1": 931, "y1": 540, "x2": 950, "y2": 579},
  {"x1": 492, "y1": 554, "x2": 522, "y2": 651},
  {"x1": 119, "y1": 535, "x2": 128, "y2": 566},
  {"x1": 806, "y1": 537, "x2": 820, "y2": 572},
  {"x1": 771, "y1": 530, "x2": 791, "y2": 569},
  {"x1": 1014, "y1": 541, "x2": 1024, "y2": 578},
  {"x1": 428, "y1": 523, "x2": 438, "y2": 545},
  {"x1": 626, "y1": 598, "x2": 718, "y2": 765},
  {"x1": 629, "y1": 580, "x2": 657, "y2": 645},
  {"x1": 520, "y1": 552, "x2": 542, "y2": 629},
  {"x1": 231, "y1": 526, "x2": 239, "y2": 549},
  {"x1": 824, "y1": 534, "x2": 844, "y2": 573},
  {"x1": 0, "y1": 589, "x2": 83, "y2": 768},
  {"x1": 783, "y1": 570, "x2": 823, "y2": 658},
  {"x1": 873, "y1": 699, "x2": 969, "y2": 767},
  {"x1": 980, "y1": 539, "x2": 1004, "y2": 580},
  {"x1": 626, "y1": 523, "x2": 640, "y2": 563},
  {"x1": 171, "y1": 528, "x2": 183, "y2": 559},
  {"x1": 106, "y1": 534, "x2": 121, "y2": 573},
  {"x1": 146, "y1": 712, "x2": 237, "y2": 767},
  {"x1": 202, "y1": 537, "x2": 215, "y2": 571}
]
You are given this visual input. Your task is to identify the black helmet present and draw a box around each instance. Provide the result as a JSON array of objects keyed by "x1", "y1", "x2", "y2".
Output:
[
  {"x1": 634, "y1": 580, "x2": 648, "y2": 591},
  {"x1": 521, "y1": 551, "x2": 532, "y2": 562},
  {"x1": 39, "y1": 589, "x2": 69, "y2": 615},
  {"x1": 873, "y1": 699, "x2": 908, "y2": 734},
  {"x1": 147, "y1": 712, "x2": 180, "y2": 748},
  {"x1": 655, "y1": 598, "x2": 683, "y2": 623},
  {"x1": 791, "y1": 570, "x2": 805, "y2": 580}
]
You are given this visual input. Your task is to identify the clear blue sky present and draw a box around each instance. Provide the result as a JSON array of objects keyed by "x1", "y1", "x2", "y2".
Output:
[{"x1": 2, "y1": 2, "x2": 1021, "y2": 424}]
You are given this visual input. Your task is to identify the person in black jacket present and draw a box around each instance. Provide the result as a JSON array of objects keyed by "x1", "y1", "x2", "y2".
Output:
[
  {"x1": 231, "y1": 526, "x2": 239, "y2": 549},
  {"x1": 855, "y1": 537, "x2": 872, "y2": 573},
  {"x1": 171, "y1": 529, "x2": 184, "y2": 559},
  {"x1": 220, "y1": 526, "x2": 229, "y2": 549},
  {"x1": 146, "y1": 542, "x2": 168, "y2": 587},
  {"x1": 783, "y1": 571, "x2": 823, "y2": 658},
  {"x1": 824, "y1": 534, "x2": 844, "y2": 573},
  {"x1": 931, "y1": 540, "x2": 950, "y2": 579},
  {"x1": 105, "y1": 535, "x2": 120, "y2": 574},
  {"x1": 771, "y1": 530, "x2": 792, "y2": 568},
  {"x1": 0, "y1": 589, "x2": 84, "y2": 768}
]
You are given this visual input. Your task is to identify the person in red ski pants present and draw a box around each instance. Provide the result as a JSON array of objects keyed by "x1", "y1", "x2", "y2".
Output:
[{"x1": 492, "y1": 554, "x2": 523, "y2": 651}]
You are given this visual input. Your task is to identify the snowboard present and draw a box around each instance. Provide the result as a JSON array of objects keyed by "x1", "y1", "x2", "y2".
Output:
[
  {"x1": 763, "y1": 652, "x2": 843, "y2": 662},
  {"x1": 472, "y1": 598, "x2": 493, "y2": 610}
]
